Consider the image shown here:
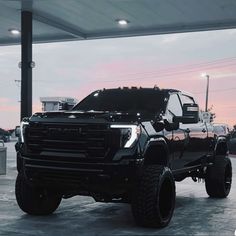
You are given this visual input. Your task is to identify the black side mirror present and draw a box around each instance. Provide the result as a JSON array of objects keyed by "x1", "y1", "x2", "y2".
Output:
[
  {"x1": 153, "y1": 121, "x2": 165, "y2": 132},
  {"x1": 164, "y1": 119, "x2": 179, "y2": 131},
  {"x1": 174, "y1": 103, "x2": 199, "y2": 124}
]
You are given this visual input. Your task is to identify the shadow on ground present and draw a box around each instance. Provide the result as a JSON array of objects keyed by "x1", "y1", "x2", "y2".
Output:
[{"x1": 0, "y1": 142, "x2": 235, "y2": 235}]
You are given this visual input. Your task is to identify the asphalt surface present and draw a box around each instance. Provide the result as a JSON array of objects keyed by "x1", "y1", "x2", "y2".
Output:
[{"x1": 0, "y1": 141, "x2": 235, "y2": 236}]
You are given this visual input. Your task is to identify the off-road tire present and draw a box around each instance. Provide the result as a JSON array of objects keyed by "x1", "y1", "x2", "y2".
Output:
[
  {"x1": 15, "y1": 174, "x2": 62, "y2": 215},
  {"x1": 131, "y1": 165, "x2": 176, "y2": 228},
  {"x1": 205, "y1": 155, "x2": 232, "y2": 198}
]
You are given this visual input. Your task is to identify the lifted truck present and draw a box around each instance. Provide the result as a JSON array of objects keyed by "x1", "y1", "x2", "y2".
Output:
[{"x1": 15, "y1": 87, "x2": 232, "y2": 228}]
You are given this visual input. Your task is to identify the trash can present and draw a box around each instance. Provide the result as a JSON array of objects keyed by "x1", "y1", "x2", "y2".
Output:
[{"x1": 0, "y1": 140, "x2": 6, "y2": 175}]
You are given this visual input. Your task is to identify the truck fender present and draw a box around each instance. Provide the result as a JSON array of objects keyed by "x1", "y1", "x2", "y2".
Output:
[
  {"x1": 143, "y1": 137, "x2": 169, "y2": 166},
  {"x1": 214, "y1": 136, "x2": 228, "y2": 156}
]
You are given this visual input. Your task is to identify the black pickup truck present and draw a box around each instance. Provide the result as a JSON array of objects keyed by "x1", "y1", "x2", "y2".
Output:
[{"x1": 15, "y1": 87, "x2": 232, "y2": 228}]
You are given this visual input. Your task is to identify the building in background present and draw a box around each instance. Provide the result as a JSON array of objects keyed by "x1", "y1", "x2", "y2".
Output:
[{"x1": 40, "y1": 97, "x2": 78, "y2": 111}]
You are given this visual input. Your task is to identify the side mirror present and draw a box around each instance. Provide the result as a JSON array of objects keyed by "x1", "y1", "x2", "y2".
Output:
[
  {"x1": 164, "y1": 120, "x2": 179, "y2": 131},
  {"x1": 153, "y1": 120, "x2": 180, "y2": 132},
  {"x1": 174, "y1": 103, "x2": 199, "y2": 124},
  {"x1": 153, "y1": 121, "x2": 165, "y2": 132}
]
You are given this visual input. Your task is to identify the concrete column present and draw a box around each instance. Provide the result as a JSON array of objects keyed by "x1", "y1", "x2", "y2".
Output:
[{"x1": 21, "y1": 10, "x2": 32, "y2": 120}]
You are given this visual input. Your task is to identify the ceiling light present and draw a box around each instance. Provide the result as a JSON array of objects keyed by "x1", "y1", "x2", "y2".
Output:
[
  {"x1": 9, "y1": 29, "x2": 21, "y2": 35},
  {"x1": 117, "y1": 19, "x2": 129, "y2": 26}
]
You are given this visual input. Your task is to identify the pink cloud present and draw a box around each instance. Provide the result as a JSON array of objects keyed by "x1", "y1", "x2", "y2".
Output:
[
  {"x1": 0, "y1": 97, "x2": 19, "y2": 112},
  {"x1": 0, "y1": 97, "x2": 10, "y2": 103},
  {"x1": 33, "y1": 101, "x2": 42, "y2": 113},
  {"x1": 4, "y1": 56, "x2": 236, "y2": 128},
  {"x1": 0, "y1": 105, "x2": 18, "y2": 112}
]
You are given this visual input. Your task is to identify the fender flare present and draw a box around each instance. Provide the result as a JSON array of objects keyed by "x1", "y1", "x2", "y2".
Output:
[
  {"x1": 214, "y1": 136, "x2": 228, "y2": 155},
  {"x1": 143, "y1": 137, "x2": 170, "y2": 166}
]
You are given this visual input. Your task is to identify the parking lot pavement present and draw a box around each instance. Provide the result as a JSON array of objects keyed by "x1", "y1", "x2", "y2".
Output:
[{"x1": 0, "y1": 141, "x2": 235, "y2": 236}]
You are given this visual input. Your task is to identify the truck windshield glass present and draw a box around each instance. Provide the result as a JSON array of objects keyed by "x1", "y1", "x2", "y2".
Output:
[{"x1": 73, "y1": 89, "x2": 166, "y2": 115}]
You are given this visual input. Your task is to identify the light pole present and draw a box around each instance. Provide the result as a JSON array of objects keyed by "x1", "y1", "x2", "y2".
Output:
[
  {"x1": 205, "y1": 74, "x2": 209, "y2": 112},
  {"x1": 201, "y1": 73, "x2": 210, "y2": 112}
]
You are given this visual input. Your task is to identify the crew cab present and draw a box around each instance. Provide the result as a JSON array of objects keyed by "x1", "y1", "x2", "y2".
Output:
[{"x1": 15, "y1": 87, "x2": 232, "y2": 228}]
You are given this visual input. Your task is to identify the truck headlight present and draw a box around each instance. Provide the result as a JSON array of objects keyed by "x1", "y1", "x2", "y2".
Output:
[
  {"x1": 110, "y1": 125, "x2": 141, "y2": 148},
  {"x1": 20, "y1": 121, "x2": 29, "y2": 143}
]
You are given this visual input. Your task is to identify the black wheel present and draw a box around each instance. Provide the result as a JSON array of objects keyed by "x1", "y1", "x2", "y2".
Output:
[
  {"x1": 131, "y1": 165, "x2": 176, "y2": 228},
  {"x1": 15, "y1": 174, "x2": 62, "y2": 215},
  {"x1": 205, "y1": 156, "x2": 232, "y2": 198}
]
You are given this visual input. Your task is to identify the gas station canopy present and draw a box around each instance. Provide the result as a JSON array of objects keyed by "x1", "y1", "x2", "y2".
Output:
[
  {"x1": 1, "y1": 0, "x2": 236, "y2": 46},
  {"x1": 1, "y1": 0, "x2": 236, "y2": 120}
]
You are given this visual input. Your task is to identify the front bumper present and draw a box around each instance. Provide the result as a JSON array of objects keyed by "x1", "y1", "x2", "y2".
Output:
[{"x1": 17, "y1": 151, "x2": 141, "y2": 196}]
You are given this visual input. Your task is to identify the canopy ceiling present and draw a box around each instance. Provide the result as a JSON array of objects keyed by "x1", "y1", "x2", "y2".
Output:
[{"x1": 1, "y1": 0, "x2": 236, "y2": 45}]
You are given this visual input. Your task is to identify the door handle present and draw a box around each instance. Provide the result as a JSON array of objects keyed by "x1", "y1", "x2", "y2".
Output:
[{"x1": 202, "y1": 128, "x2": 207, "y2": 133}]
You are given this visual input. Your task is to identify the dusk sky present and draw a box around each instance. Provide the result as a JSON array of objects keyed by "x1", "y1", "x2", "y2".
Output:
[{"x1": 0, "y1": 28, "x2": 236, "y2": 129}]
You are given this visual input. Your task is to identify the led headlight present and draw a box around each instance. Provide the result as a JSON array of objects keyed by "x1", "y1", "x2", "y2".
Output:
[
  {"x1": 20, "y1": 121, "x2": 29, "y2": 143},
  {"x1": 110, "y1": 125, "x2": 140, "y2": 148}
]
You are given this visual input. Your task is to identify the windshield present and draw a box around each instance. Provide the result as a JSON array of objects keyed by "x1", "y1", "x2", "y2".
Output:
[{"x1": 73, "y1": 89, "x2": 166, "y2": 115}]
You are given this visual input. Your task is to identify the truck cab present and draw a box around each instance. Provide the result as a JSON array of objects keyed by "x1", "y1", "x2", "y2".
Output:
[{"x1": 15, "y1": 87, "x2": 232, "y2": 228}]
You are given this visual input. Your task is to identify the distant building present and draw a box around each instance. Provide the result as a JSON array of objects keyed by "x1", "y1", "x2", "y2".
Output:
[{"x1": 40, "y1": 97, "x2": 78, "y2": 111}]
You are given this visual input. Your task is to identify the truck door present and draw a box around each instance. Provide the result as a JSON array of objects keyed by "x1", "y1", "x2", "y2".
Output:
[
  {"x1": 179, "y1": 122, "x2": 208, "y2": 165},
  {"x1": 164, "y1": 93, "x2": 187, "y2": 170},
  {"x1": 178, "y1": 94, "x2": 209, "y2": 167}
]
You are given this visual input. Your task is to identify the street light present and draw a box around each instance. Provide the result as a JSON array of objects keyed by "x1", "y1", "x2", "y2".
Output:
[{"x1": 201, "y1": 73, "x2": 210, "y2": 112}]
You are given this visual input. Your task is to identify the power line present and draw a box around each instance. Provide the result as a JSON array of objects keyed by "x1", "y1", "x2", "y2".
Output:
[
  {"x1": 34, "y1": 61, "x2": 236, "y2": 84},
  {"x1": 90, "y1": 57, "x2": 236, "y2": 81},
  {"x1": 194, "y1": 87, "x2": 236, "y2": 94},
  {"x1": 93, "y1": 56, "x2": 236, "y2": 77},
  {"x1": 29, "y1": 56, "x2": 236, "y2": 84}
]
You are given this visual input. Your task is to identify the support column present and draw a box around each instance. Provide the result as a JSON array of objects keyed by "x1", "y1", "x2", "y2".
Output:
[{"x1": 21, "y1": 11, "x2": 32, "y2": 120}]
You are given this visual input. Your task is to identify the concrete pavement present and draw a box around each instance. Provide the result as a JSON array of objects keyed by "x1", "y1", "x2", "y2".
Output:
[{"x1": 0, "y1": 141, "x2": 235, "y2": 236}]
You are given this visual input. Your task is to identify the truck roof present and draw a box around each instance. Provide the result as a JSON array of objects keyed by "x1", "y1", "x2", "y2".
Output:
[{"x1": 99, "y1": 87, "x2": 180, "y2": 94}]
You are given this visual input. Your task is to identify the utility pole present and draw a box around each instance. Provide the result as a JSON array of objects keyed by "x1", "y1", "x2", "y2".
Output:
[{"x1": 205, "y1": 74, "x2": 209, "y2": 112}]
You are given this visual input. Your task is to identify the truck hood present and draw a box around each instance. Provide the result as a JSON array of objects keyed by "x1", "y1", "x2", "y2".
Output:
[{"x1": 29, "y1": 110, "x2": 157, "y2": 124}]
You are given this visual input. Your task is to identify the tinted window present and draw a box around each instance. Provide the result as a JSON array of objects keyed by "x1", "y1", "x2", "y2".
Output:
[
  {"x1": 167, "y1": 94, "x2": 182, "y2": 116},
  {"x1": 166, "y1": 94, "x2": 182, "y2": 122},
  {"x1": 73, "y1": 89, "x2": 166, "y2": 115},
  {"x1": 180, "y1": 94, "x2": 194, "y2": 105}
]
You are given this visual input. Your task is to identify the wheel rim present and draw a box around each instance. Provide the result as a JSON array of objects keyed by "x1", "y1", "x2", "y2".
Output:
[{"x1": 159, "y1": 177, "x2": 174, "y2": 220}]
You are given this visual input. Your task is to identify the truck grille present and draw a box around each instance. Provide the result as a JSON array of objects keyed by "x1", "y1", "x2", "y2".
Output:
[{"x1": 25, "y1": 123, "x2": 119, "y2": 160}]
